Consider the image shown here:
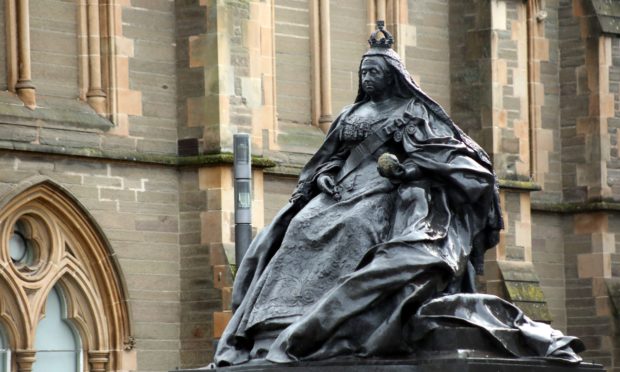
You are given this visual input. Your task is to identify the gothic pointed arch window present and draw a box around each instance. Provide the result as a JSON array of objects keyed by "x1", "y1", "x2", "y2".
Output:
[{"x1": 0, "y1": 177, "x2": 133, "y2": 372}]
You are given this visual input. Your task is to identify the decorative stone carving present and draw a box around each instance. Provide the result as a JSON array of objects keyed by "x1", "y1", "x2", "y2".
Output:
[
  {"x1": 14, "y1": 350, "x2": 36, "y2": 372},
  {"x1": 0, "y1": 177, "x2": 132, "y2": 370},
  {"x1": 88, "y1": 350, "x2": 110, "y2": 372}
]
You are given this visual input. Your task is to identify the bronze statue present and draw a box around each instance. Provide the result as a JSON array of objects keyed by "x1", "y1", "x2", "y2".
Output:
[{"x1": 214, "y1": 22, "x2": 583, "y2": 367}]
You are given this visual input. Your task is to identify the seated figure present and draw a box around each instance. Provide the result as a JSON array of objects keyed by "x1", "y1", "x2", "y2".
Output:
[{"x1": 214, "y1": 23, "x2": 583, "y2": 366}]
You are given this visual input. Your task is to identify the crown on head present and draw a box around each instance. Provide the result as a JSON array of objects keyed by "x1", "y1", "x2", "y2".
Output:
[{"x1": 368, "y1": 20, "x2": 394, "y2": 49}]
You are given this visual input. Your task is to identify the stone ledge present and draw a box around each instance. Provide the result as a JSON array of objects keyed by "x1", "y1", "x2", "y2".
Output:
[
  {"x1": 0, "y1": 146, "x2": 276, "y2": 169},
  {"x1": 532, "y1": 201, "x2": 620, "y2": 213},
  {"x1": 498, "y1": 179, "x2": 542, "y2": 192},
  {"x1": 178, "y1": 153, "x2": 277, "y2": 168},
  {"x1": 0, "y1": 93, "x2": 113, "y2": 132}
]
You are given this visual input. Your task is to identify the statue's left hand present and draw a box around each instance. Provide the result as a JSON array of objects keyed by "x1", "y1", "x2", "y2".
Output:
[
  {"x1": 317, "y1": 173, "x2": 337, "y2": 195},
  {"x1": 378, "y1": 153, "x2": 421, "y2": 181},
  {"x1": 377, "y1": 153, "x2": 405, "y2": 179}
]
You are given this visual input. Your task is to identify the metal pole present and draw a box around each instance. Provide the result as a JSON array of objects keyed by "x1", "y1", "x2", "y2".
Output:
[{"x1": 233, "y1": 134, "x2": 252, "y2": 268}]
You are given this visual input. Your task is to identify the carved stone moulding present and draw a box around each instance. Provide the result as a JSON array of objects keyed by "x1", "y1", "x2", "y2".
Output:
[
  {"x1": 2, "y1": 210, "x2": 55, "y2": 282},
  {"x1": 0, "y1": 176, "x2": 132, "y2": 370}
]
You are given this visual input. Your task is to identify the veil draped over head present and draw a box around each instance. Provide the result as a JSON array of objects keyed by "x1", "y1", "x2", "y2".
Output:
[
  {"x1": 358, "y1": 46, "x2": 503, "y2": 273},
  {"x1": 358, "y1": 47, "x2": 493, "y2": 170}
]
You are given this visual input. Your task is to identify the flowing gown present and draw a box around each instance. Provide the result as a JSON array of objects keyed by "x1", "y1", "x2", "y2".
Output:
[
  {"x1": 240, "y1": 115, "x2": 398, "y2": 333},
  {"x1": 214, "y1": 97, "x2": 584, "y2": 366}
]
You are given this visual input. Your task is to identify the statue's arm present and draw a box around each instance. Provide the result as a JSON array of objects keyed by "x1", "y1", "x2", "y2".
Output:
[
  {"x1": 399, "y1": 104, "x2": 495, "y2": 203},
  {"x1": 290, "y1": 106, "x2": 353, "y2": 201}
]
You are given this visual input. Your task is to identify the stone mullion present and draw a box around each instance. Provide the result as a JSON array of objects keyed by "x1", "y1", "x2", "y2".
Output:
[
  {"x1": 14, "y1": 0, "x2": 35, "y2": 108},
  {"x1": 5, "y1": 0, "x2": 129, "y2": 123},
  {"x1": 101, "y1": 0, "x2": 120, "y2": 126},
  {"x1": 86, "y1": 0, "x2": 107, "y2": 115},
  {"x1": 366, "y1": 0, "x2": 376, "y2": 35},
  {"x1": 310, "y1": 0, "x2": 322, "y2": 130},
  {"x1": 385, "y1": 0, "x2": 407, "y2": 59},
  {"x1": 594, "y1": 36, "x2": 613, "y2": 199},
  {"x1": 318, "y1": 0, "x2": 332, "y2": 130},
  {"x1": 527, "y1": 0, "x2": 552, "y2": 185},
  {"x1": 6, "y1": 0, "x2": 18, "y2": 91},
  {"x1": 376, "y1": 0, "x2": 386, "y2": 20},
  {"x1": 576, "y1": 36, "x2": 612, "y2": 201},
  {"x1": 310, "y1": 0, "x2": 333, "y2": 132},
  {"x1": 527, "y1": 0, "x2": 540, "y2": 181}
]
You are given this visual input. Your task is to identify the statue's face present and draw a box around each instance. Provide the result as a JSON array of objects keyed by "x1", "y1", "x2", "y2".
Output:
[{"x1": 360, "y1": 56, "x2": 392, "y2": 97}]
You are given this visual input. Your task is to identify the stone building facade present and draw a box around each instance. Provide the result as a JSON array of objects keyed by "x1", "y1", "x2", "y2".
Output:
[{"x1": 0, "y1": 0, "x2": 619, "y2": 371}]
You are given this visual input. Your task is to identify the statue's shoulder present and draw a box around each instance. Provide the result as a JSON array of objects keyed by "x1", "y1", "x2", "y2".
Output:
[
  {"x1": 325, "y1": 104, "x2": 357, "y2": 133},
  {"x1": 403, "y1": 97, "x2": 428, "y2": 118},
  {"x1": 339, "y1": 103, "x2": 356, "y2": 117}
]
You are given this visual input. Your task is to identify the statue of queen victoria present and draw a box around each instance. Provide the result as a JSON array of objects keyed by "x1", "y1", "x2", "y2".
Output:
[{"x1": 214, "y1": 22, "x2": 584, "y2": 367}]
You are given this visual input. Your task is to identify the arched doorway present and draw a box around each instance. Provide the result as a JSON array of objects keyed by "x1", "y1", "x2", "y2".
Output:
[{"x1": 0, "y1": 177, "x2": 133, "y2": 371}]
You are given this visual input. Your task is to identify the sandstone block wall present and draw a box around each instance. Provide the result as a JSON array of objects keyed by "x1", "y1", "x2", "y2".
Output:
[
  {"x1": 407, "y1": 0, "x2": 450, "y2": 111},
  {"x1": 0, "y1": 154, "x2": 183, "y2": 371},
  {"x1": 1, "y1": 0, "x2": 620, "y2": 371}
]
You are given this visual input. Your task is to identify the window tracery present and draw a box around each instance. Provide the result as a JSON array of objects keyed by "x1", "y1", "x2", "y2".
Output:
[{"x1": 0, "y1": 177, "x2": 132, "y2": 372}]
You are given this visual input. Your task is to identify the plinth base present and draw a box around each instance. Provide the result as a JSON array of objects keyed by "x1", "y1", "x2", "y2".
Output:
[
  {"x1": 179, "y1": 327, "x2": 598, "y2": 371},
  {"x1": 175, "y1": 355, "x2": 604, "y2": 372}
]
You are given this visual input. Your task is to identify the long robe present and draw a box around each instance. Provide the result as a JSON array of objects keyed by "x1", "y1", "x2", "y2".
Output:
[
  {"x1": 214, "y1": 96, "x2": 549, "y2": 365},
  {"x1": 214, "y1": 50, "x2": 583, "y2": 366}
]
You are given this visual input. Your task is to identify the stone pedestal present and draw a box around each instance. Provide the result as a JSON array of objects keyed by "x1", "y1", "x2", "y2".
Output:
[
  {"x1": 175, "y1": 356, "x2": 603, "y2": 372},
  {"x1": 177, "y1": 328, "x2": 600, "y2": 372}
]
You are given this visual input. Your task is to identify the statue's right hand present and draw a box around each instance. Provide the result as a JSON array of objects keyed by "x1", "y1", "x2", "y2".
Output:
[{"x1": 316, "y1": 174, "x2": 336, "y2": 195}]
